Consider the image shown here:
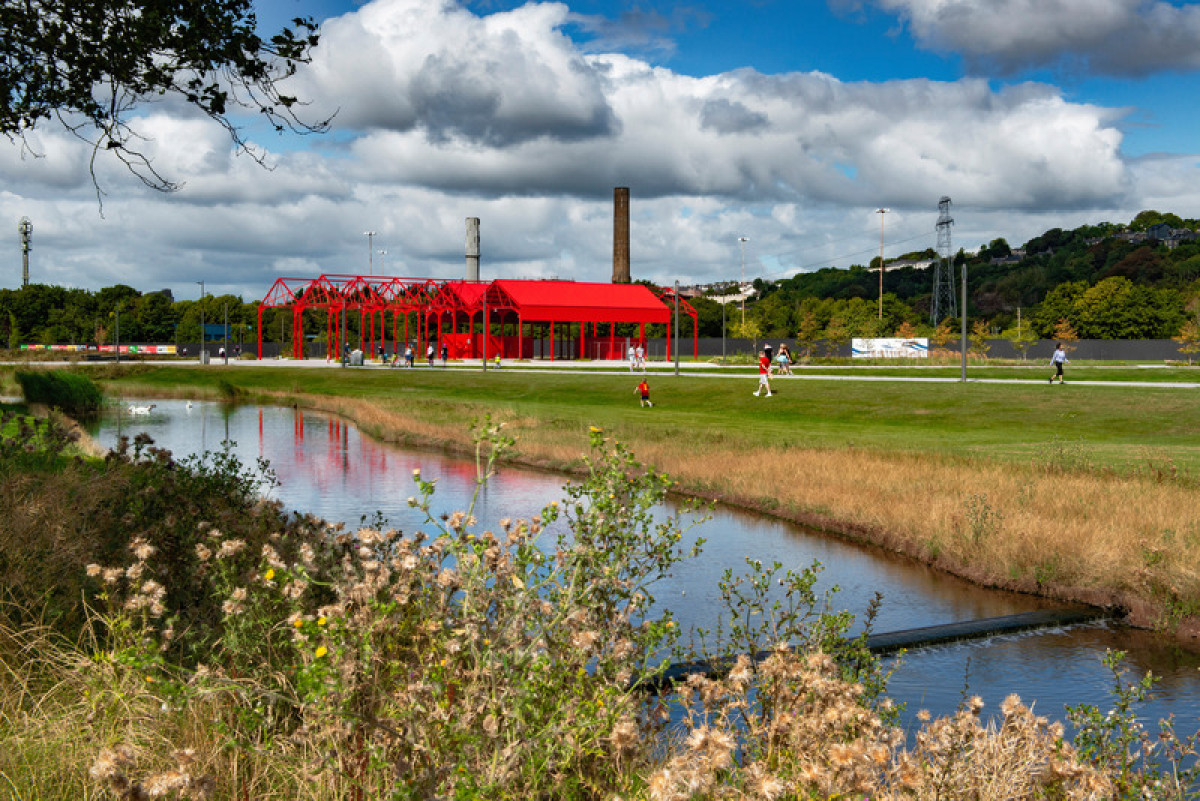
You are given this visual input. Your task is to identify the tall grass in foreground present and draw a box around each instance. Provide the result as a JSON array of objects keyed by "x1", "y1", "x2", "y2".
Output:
[{"x1": 3, "y1": 418, "x2": 1200, "y2": 798}]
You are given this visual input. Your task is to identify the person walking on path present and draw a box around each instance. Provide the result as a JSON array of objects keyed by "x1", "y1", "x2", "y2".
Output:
[
  {"x1": 776, "y1": 344, "x2": 793, "y2": 375},
  {"x1": 628, "y1": 345, "x2": 637, "y2": 372},
  {"x1": 1049, "y1": 343, "x2": 1069, "y2": 384},
  {"x1": 635, "y1": 344, "x2": 645, "y2": 370},
  {"x1": 426, "y1": 343, "x2": 435, "y2": 367},
  {"x1": 440, "y1": 343, "x2": 449, "y2": 367},
  {"x1": 404, "y1": 343, "x2": 415, "y2": 368},
  {"x1": 753, "y1": 349, "x2": 773, "y2": 397},
  {"x1": 635, "y1": 379, "x2": 653, "y2": 407}
]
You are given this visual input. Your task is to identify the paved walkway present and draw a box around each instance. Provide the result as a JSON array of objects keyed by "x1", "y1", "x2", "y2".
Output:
[{"x1": 17, "y1": 357, "x2": 1200, "y2": 389}]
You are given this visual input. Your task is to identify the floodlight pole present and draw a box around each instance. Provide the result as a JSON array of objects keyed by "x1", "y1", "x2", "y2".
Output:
[
  {"x1": 738, "y1": 237, "x2": 748, "y2": 328},
  {"x1": 673, "y1": 281, "x2": 680, "y2": 376},
  {"x1": 721, "y1": 295, "x2": 726, "y2": 364},
  {"x1": 196, "y1": 281, "x2": 205, "y2": 363},
  {"x1": 364, "y1": 231, "x2": 376, "y2": 275},
  {"x1": 876, "y1": 208, "x2": 889, "y2": 321},
  {"x1": 960, "y1": 256, "x2": 968, "y2": 382}
]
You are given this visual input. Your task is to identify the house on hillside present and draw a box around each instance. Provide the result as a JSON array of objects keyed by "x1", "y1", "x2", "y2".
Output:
[{"x1": 1147, "y1": 223, "x2": 1198, "y2": 250}]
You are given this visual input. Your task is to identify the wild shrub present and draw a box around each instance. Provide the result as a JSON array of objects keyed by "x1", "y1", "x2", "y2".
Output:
[
  {"x1": 14, "y1": 369, "x2": 104, "y2": 414},
  {"x1": 5, "y1": 415, "x2": 1198, "y2": 799},
  {"x1": 77, "y1": 420, "x2": 711, "y2": 798},
  {"x1": 0, "y1": 413, "x2": 328, "y2": 648}
]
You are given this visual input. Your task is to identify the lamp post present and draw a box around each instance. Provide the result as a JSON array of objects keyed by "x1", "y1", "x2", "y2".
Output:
[
  {"x1": 738, "y1": 236, "x2": 748, "y2": 328},
  {"x1": 961, "y1": 254, "x2": 968, "y2": 382},
  {"x1": 876, "y1": 208, "x2": 889, "y2": 321},
  {"x1": 364, "y1": 231, "x2": 376, "y2": 275},
  {"x1": 378, "y1": 249, "x2": 387, "y2": 275},
  {"x1": 721, "y1": 291, "x2": 726, "y2": 364},
  {"x1": 673, "y1": 280, "x2": 680, "y2": 376},
  {"x1": 195, "y1": 281, "x2": 205, "y2": 362}
]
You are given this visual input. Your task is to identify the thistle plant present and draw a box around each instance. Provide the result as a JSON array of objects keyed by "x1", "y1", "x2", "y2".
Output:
[
  {"x1": 82, "y1": 419, "x2": 711, "y2": 799},
  {"x1": 54, "y1": 416, "x2": 1200, "y2": 800},
  {"x1": 1067, "y1": 649, "x2": 1200, "y2": 799}
]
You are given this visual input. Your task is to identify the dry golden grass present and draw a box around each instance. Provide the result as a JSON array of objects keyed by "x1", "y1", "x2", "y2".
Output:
[{"x1": 264, "y1": 390, "x2": 1200, "y2": 630}]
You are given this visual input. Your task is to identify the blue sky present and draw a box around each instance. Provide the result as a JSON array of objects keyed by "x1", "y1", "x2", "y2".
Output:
[{"x1": 4, "y1": 0, "x2": 1200, "y2": 297}]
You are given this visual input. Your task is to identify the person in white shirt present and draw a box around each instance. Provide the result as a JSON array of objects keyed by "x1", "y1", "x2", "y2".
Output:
[{"x1": 1049, "y1": 343, "x2": 1069, "y2": 384}]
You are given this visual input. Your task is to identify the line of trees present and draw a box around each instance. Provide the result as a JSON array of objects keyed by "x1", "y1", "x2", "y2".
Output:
[
  {"x1": 4, "y1": 212, "x2": 1200, "y2": 354},
  {"x1": 0, "y1": 285, "x2": 270, "y2": 349},
  {"x1": 684, "y1": 211, "x2": 1200, "y2": 347}
]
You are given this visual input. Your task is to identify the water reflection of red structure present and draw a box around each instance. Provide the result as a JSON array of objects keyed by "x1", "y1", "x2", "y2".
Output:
[
  {"x1": 262, "y1": 407, "x2": 401, "y2": 503},
  {"x1": 257, "y1": 275, "x2": 698, "y2": 361}
]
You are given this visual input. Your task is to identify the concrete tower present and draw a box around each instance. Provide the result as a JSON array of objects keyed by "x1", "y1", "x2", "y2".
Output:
[
  {"x1": 465, "y1": 217, "x2": 480, "y2": 281},
  {"x1": 612, "y1": 187, "x2": 630, "y2": 283}
]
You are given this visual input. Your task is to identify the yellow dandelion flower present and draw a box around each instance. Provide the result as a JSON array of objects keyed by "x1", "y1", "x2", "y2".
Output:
[
  {"x1": 264, "y1": 568, "x2": 275, "y2": 581},
  {"x1": 314, "y1": 646, "x2": 328, "y2": 659},
  {"x1": 317, "y1": 616, "x2": 327, "y2": 627},
  {"x1": 292, "y1": 618, "x2": 303, "y2": 628},
  {"x1": 589, "y1": 426, "x2": 603, "y2": 433},
  {"x1": 145, "y1": 674, "x2": 155, "y2": 683}
]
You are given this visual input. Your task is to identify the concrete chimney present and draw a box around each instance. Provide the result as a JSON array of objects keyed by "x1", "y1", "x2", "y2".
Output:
[
  {"x1": 465, "y1": 217, "x2": 480, "y2": 281},
  {"x1": 612, "y1": 187, "x2": 630, "y2": 283}
]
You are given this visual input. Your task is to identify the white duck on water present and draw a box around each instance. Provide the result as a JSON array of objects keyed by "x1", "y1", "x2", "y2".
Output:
[{"x1": 127, "y1": 403, "x2": 156, "y2": 415}]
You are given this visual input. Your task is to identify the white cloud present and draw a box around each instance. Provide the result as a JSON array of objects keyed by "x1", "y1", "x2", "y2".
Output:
[
  {"x1": 865, "y1": 0, "x2": 1200, "y2": 76},
  {"x1": 1, "y1": 0, "x2": 1197, "y2": 299},
  {"x1": 341, "y1": 53, "x2": 1130, "y2": 212},
  {"x1": 300, "y1": 0, "x2": 617, "y2": 143}
]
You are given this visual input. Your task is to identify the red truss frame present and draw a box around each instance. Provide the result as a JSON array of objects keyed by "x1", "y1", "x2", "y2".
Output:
[{"x1": 257, "y1": 275, "x2": 698, "y2": 361}]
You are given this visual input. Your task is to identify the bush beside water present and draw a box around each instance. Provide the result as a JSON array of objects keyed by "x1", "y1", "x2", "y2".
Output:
[
  {"x1": 14, "y1": 369, "x2": 104, "y2": 415},
  {"x1": 1, "y1": 416, "x2": 1199, "y2": 798}
]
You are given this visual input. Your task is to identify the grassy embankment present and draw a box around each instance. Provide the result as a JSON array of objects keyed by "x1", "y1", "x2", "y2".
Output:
[
  {"x1": 47, "y1": 361, "x2": 1200, "y2": 638},
  {"x1": 6, "y1": 410, "x2": 1163, "y2": 800}
]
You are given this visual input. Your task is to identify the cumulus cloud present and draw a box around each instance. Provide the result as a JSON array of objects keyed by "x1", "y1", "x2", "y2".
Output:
[
  {"x1": 342, "y1": 47, "x2": 1130, "y2": 211},
  {"x1": 299, "y1": 0, "x2": 617, "y2": 144},
  {"x1": 289, "y1": 0, "x2": 1136, "y2": 210},
  {"x1": 858, "y1": 0, "x2": 1200, "y2": 76},
  {"x1": 2, "y1": 0, "x2": 1195, "y2": 297}
]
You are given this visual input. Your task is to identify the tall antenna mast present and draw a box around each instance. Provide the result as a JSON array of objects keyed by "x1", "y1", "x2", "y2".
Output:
[
  {"x1": 931, "y1": 197, "x2": 956, "y2": 325},
  {"x1": 18, "y1": 217, "x2": 32, "y2": 287}
]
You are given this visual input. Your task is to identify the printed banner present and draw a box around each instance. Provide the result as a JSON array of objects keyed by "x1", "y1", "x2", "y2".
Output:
[{"x1": 852, "y1": 338, "x2": 929, "y2": 358}]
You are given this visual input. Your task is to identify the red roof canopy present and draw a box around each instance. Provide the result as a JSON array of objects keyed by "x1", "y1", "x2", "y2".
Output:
[{"x1": 487, "y1": 280, "x2": 670, "y2": 323}]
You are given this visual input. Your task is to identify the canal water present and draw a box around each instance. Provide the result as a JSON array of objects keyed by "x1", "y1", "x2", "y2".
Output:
[{"x1": 91, "y1": 399, "x2": 1200, "y2": 731}]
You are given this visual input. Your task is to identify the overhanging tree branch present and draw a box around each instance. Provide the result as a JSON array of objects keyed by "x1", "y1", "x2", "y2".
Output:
[{"x1": 1, "y1": 0, "x2": 330, "y2": 195}]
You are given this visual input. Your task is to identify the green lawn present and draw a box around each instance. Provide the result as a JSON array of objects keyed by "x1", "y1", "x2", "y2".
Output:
[{"x1": 84, "y1": 364, "x2": 1200, "y2": 477}]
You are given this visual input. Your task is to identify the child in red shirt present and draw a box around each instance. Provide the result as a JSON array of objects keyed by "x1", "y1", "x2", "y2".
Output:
[
  {"x1": 635, "y1": 380, "x2": 653, "y2": 407},
  {"x1": 753, "y1": 350, "x2": 773, "y2": 397}
]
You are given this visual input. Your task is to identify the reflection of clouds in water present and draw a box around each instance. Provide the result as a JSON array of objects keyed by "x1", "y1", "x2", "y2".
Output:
[{"x1": 92, "y1": 400, "x2": 1200, "y2": 732}]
